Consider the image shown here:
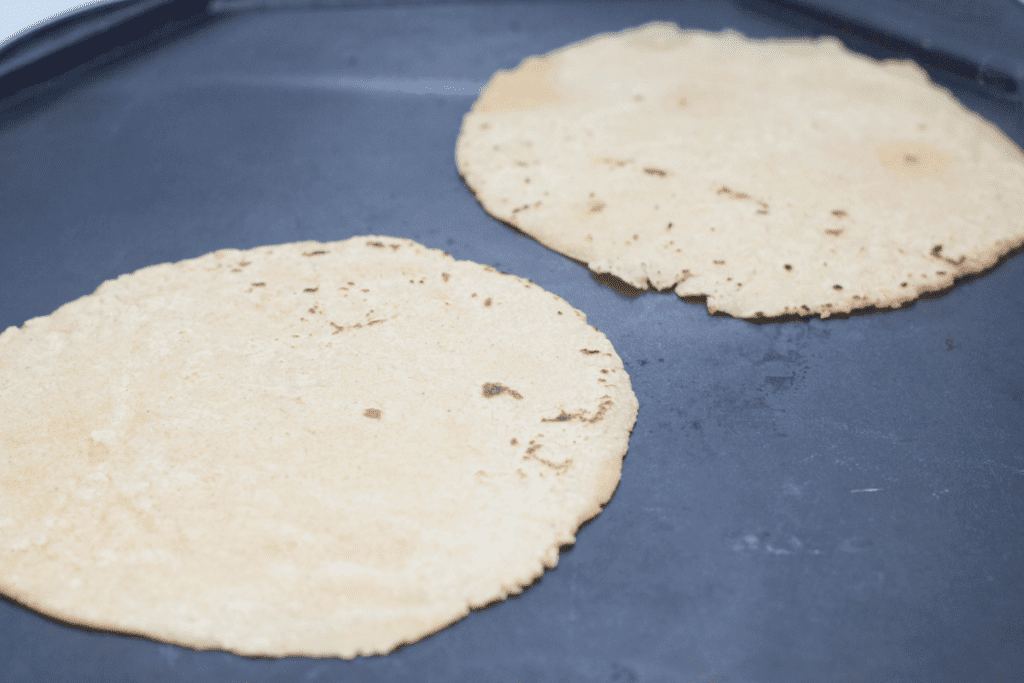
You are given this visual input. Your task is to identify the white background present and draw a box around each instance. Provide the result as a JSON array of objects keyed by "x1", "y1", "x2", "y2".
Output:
[{"x1": 1, "y1": 0, "x2": 109, "y2": 45}]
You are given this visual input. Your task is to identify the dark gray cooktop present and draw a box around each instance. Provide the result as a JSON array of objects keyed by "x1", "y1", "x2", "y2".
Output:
[{"x1": 1, "y1": 1, "x2": 1022, "y2": 681}]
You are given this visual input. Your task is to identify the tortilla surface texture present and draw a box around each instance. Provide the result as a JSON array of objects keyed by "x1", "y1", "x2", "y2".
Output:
[
  {"x1": 456, "y1": 22, "x2": 1024, "y2": 319},
  {"x1": 0, "y1": 237, "x2": 638, "y2": 657}
]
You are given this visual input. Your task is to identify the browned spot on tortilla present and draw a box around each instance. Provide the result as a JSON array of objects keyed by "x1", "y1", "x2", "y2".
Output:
[
  {"x1": 831, "y1": 209, "x2": 847, "y2": 218},
  {"x1": 367, "y1": 241, "x2": 385, "y2": 248},
  {"x1": 441, "y1": 272, "x2": 450, "y2": 282},
  {"x1": 824, "y1": 228, "x2": 845, "y2": 237},
  {"x1": 484, "y1": 297, "x2": 493, "y2": 307},
  {"x1": 930, "y1": 244, "x2": 967, "y2": 266},
  {"x1": 876, "y1": 141, "x2": 951, "y2": 178},
  {"x1": 541, "y1": 399, "x2": 613, "y2": 424},
  {"x1": 717, "y1": 186, "x2": 750, "y2": 200},
  {"x1": 302, "y1": 251, "x2": 327, "y2": 257},
  {"x1": 525, "y1": 449, "x2": 573, "y2": 473},
  {"x1": 303, "y1": 287, "x2": 319, "y2": 293},
  {"x1": 580, "y1": 349, "x2": 600, "y2": 355},
  {"x1": 644, "y1": 167, "x2": 667, "y2": 177},
  {"x1": 363, "y1": 408, "x2": 382, "y2": 419},
  {"x1": 252, "y1": 282, "x2": 266, "y2": 287},
  {"x1": 510, "y1": 438, "x2": 518, "y2": 446},
  {"x1": 474, "y1": 56, "x2": 561, "y2": 113},
  {"x1": 589, "y1": 201, "x2": 606, "y2": 213},
  {"x1": 482, "y1": 383, "x2": 524, "y2": 400}
]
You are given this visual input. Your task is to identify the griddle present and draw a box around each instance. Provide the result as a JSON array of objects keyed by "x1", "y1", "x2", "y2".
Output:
[{"x1": 1, "y1": 1, "x2": 1022, "y2": 681}]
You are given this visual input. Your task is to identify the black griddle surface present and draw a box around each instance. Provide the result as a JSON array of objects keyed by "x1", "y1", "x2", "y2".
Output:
[{"x1": 1, "y1": 2, "x2": 1022, "y2": 681}]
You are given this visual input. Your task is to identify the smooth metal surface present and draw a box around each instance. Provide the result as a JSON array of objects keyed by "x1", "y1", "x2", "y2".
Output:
[{"x1": 1, "y1": 1, "x2": 1022, "y2": 681}]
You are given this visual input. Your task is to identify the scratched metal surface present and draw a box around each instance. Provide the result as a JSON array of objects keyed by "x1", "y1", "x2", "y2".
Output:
[{"x1": 1, "y1": 1, "x2": 1023, "y2": 681}]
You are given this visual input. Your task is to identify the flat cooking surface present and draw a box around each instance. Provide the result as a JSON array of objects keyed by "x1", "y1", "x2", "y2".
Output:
[{"x1": 1, "y1": 1, "x2": 1022, "y2": 681}]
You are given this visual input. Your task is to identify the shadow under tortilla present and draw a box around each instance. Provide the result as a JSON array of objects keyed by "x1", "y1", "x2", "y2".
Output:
[{"x1": 589, "y1": 270, "x2": 644, "y2": 299}]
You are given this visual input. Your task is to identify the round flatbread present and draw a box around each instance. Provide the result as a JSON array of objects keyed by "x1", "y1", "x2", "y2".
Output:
[
  {"x1": 456, "y1": 22, "x2": 1024, "y2": 319},
  {"x1": 0, "y1": 237, "x2": 638, "y2": 657}
]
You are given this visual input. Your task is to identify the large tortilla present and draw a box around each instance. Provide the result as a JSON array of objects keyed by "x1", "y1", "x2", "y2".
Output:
[
  {"x1": 456, "y1": 22, "x2": 1024, "y2": 319},
  {"x1": 0, "y1": 237, "x2": 638, "y2": 657}
]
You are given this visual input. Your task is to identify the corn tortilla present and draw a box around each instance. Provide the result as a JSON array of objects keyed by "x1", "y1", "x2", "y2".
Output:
[
  {"x1": 455, "y1": 22, "x2": 1024, "y2": 318},
  {"x1": 0, "y1": 236, "x2": 638, "y2": 657}
]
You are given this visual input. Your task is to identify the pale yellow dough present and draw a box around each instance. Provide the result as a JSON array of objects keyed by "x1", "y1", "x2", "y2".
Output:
[
  {"x1": 456, "y1": 22, "x2": 1024, "y2": 318},
  {"x1": 0, "y1": 237, "x2": 638, "y2": 657}
]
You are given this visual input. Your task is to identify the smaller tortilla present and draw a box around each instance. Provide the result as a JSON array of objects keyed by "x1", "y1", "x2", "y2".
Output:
[
  {"x1": 0, "y1": 237, "x2": 638, "y2": 657},
  {"x1": 456, "y1": 22, "x2": 1024, "y2": 319}
]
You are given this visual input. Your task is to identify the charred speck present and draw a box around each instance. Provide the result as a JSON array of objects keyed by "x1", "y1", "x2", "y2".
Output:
[{"x1": 482, "y1": 383, "x2": 523, "y2": 399}]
